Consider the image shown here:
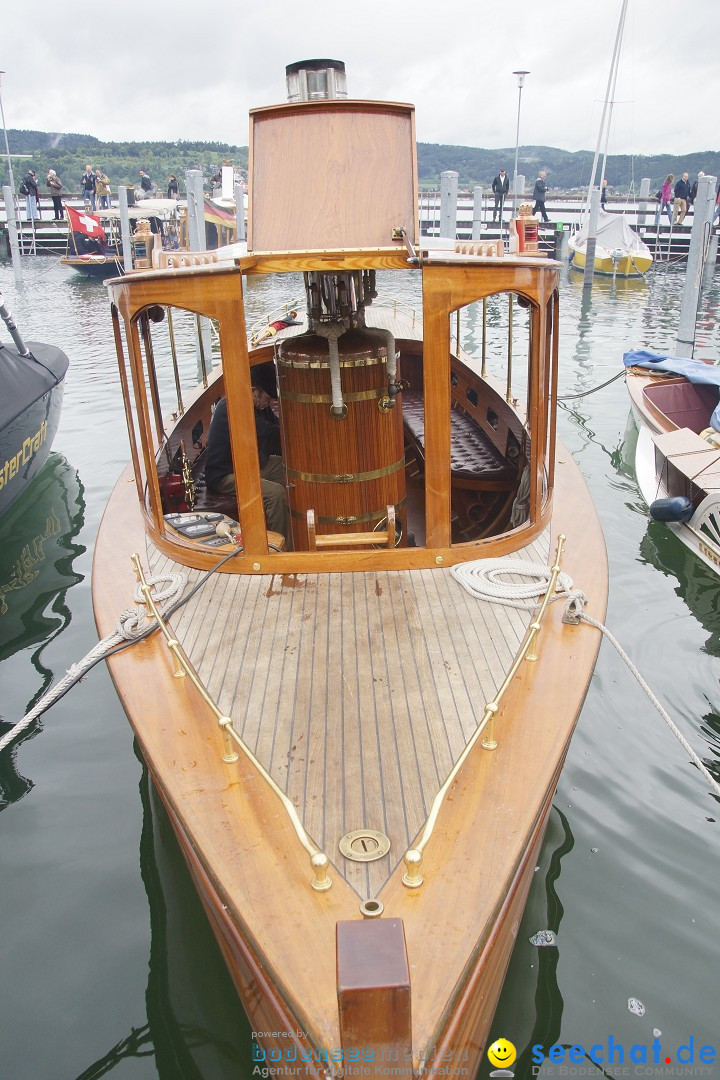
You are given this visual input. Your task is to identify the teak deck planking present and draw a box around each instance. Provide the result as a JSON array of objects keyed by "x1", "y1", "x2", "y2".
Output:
[{"x1": 148, "y1": 529, "x2": 550, "y2": 899}]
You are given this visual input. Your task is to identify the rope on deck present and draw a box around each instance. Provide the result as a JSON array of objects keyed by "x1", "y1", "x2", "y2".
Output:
[{"x1": 452, "y1": 558, "x2": 720, "y2": 800}]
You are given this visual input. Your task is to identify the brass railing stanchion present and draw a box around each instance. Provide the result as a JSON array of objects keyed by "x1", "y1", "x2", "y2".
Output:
[
  {"x1": 311, "y1": 852, "x2": 332, "y2": 892},
  {"x1": 481, "y1": 702, "x2": 498, "y2": 750},
  {"x1": 219, "y1": 716, "x2": 239, "y2": 763},
  {"x1": 167, "y1": 638, "x2": 187, "y2": 678},
  {"x1": 402, "y1": 849, "x2": 423, "y2": 888},
  {"x1": 525, "y1": 621, "x2": 542, "y2": 662}
]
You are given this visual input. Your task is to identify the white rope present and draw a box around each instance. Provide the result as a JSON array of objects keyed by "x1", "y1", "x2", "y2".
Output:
[
  {"x1": 0, "y1": 571, "x2": 185, "y2": 753},
  {"x1": 452, "y1": 555, "x2": 720, "y2": 800},
  {"x1": 450, "y1": 558, "x2": 576, "y2": 609},
  {"x1": 573, "y1": 602, "x2": 720, "y2": 799}
]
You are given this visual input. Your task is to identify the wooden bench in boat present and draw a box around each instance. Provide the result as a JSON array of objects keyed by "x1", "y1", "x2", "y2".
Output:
[
  {"x1": 401, "y1": 388, "x2": 519, "y2": 537},
  {"x1": 402, "y1": 390, "x2": 516, "y2": 487}
]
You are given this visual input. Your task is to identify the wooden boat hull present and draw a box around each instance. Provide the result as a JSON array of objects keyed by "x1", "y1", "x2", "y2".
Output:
[
  {"x1": 59, "y1": 254, "x2": 123, "y2": 277},
  {"x1": 93, "y1": 442, "x2": 607, "y2": 1076}
]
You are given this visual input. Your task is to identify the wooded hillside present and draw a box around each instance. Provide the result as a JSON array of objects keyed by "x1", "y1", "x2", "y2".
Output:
[{"x1": 5, "y1": 129, "x2": 718, "y2": 195}]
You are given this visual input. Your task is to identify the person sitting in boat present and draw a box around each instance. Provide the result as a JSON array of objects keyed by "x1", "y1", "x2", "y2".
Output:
[
  {"x1": 68, "y1": 230, "x2": 105, "y2": 256},
  {"x1": 204, "y1": 366, "x2": 290, "y2": 544},
  {"x1": 250, "y1": 311, "x2": 301, "y2": 347}
]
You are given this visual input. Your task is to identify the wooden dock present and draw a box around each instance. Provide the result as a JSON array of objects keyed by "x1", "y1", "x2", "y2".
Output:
[{"x1": 0, "y1": 193, "x2": 713, "y2": 263}]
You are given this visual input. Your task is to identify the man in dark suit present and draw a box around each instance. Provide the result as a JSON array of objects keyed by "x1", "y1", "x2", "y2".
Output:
[
  {"x1": 532, "y1": 171, "x2": 549, "y2": 223},
  {"x1": 492, "y1": 169, "x2": 510, "y2": 223}
]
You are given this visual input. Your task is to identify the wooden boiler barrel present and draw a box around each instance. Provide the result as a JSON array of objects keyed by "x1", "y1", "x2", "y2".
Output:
[{"x1": 277, "y1": 330, "x2": 406, "y2": 550}]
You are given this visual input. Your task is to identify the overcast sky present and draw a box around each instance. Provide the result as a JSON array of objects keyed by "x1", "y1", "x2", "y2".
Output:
[{"x1": 2, "y1": 0, "x2": 717, "y2": 158}]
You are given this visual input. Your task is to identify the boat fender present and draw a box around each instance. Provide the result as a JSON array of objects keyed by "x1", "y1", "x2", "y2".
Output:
[{"x1": 649, "y1": 496, "x2": 694, "y2": 523}]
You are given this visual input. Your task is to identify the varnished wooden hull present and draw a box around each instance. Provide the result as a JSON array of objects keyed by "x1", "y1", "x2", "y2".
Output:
[{"x1": 93, "y1": 441, "x2": 606, "y2": 1076}]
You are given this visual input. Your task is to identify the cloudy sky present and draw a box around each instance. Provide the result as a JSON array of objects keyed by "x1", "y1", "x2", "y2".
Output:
[{"x1": 2, "y1": 0, "x2": 716, "y2": 157}]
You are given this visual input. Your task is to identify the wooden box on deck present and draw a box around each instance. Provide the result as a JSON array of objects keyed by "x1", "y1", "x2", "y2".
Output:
[{"x1": 248, "y1": 100, "x2": 418, "y2": 253}]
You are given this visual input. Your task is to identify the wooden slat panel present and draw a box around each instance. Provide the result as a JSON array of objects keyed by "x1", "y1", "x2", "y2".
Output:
[{"x1": 250, "y1": 101, "x2": 417, "y2": 252}]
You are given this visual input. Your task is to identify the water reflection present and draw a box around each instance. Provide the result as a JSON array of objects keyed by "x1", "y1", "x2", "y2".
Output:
[
  {"x1": 481, "y1": 808, "x2": 575, "y2": 1080},
  {"x1": 0, "y1": 454, "x2": 85, "y2": 809},
  {"x1": 640, "y1": 519, "x2": 720, "y2": 659},
  {"x1": 74, "y1": 762, "x2": 251, "y2": 1080}
]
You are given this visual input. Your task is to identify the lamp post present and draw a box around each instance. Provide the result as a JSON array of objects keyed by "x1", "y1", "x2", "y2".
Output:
[
  {"x1": 0, "y1": 70, "x2": 15, "y2": 194},
  {"x1": 511, "y1": 70, "x2": 530, "y2": 222}
]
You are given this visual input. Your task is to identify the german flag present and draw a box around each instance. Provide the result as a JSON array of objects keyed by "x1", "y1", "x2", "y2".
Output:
[{"x1": 204, "y1": 198, "x2": 237, "y2": 228}]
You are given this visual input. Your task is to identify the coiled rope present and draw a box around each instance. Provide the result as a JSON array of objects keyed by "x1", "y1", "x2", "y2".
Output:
[
  {"x1": 451, "y1": 558, "x2": 577, "y2": 608},
  {"x1": 452, "y1": 558, "x2": 720, "y2": 800},
  {"x1": 0, "y1": 571, "x2": 186, "y2": 753}
]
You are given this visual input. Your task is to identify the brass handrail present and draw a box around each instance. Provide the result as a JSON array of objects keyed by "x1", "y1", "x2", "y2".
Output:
[
  {"x1": 130, "y1": 553, "x2": 332, "y2": 892},
  {"x1": 402, "y1": 535, "x2": 567, "y2": 888}
]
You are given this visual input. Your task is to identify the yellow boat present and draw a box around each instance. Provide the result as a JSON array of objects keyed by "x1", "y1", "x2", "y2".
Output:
[{"x1": 569, "y1": 208, "x2": 653, "y2": 276}]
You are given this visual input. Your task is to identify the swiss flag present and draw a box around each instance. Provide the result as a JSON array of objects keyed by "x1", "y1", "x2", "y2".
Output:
[{"x1": 66, "y1": 204, "x2": 106, "y2": 238}]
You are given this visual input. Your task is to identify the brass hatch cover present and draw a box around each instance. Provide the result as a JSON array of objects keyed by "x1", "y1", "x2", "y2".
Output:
[{"x1": 339, "y1": 829, "x2": 391, "y2": 863}]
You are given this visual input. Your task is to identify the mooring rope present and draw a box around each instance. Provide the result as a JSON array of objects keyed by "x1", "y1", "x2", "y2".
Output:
[
  {"x1": 574, "y1": 601, "x2": 720, "y2": 799},
  {"x1": 452, "y1": 558, "x2": 720, "y2": 800},
  {"x1": 557, "y1": 369, "x2": 625, "y2": 401},
  {"x1": 0, "y1": 571, "x2": 186, "y2": 753}
]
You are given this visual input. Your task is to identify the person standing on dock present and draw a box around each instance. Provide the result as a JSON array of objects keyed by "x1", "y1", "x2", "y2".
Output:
[
  {"x1": 46, "y1": 170, "x2": 64, "y2": 219},
  {"x1": 673, "y1": 173, "x2": 691, "y2": 225},
  {"x1": 491, "y1": 169, "x2": 509, "y2": 223},
  {"x1": 655, "y1": 174, "x2": 673, "y2": 226},
  {"x1": 167, "y1": 174, "x2": 179, "y2": 199},
  {"x1": 95, "y1": 169, "x2": 111, "y2": 210},
  {"x1": 21, "y1": 170, "x2": 40, "y2": 220},
  {"x1": 139, "y1": 170, "x2": 153, "y2": 198},
  {"x1": 81, "y1": 165, "x2": 96, "y2": 211},
  {"x1": 601, "y1": 178, "x2": 609, "y2": 210},
  {"x1": 532, "y1": 171, "x2": 550, "y2": 222},
  {"x1": 689, "y1": 172, "x2": 704, "y2": 210}
]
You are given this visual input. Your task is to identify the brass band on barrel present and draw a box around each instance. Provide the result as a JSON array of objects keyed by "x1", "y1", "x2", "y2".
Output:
[
  {"x1": 287, "y1": 458, "x2": 405, "y2": 485},
  {"x1": 280, "y1": 387, "x2": 392, "y2": 405},
  {"x1": 277, "y1": 354, "x2": 387, "y2": 370},
  {"x1": 291, "y1": 499, "x2": 406, "y2": 525}
]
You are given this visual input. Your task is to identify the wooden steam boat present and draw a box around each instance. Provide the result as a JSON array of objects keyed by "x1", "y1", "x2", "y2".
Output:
[{"x1": 93, "y1": 60, "x2": 607, "y2": 1076}]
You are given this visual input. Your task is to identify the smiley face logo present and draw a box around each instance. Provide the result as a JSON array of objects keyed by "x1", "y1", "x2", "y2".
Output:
[{"x1": 487, "y1": 1039, "x2": 517, "y2": 1070}]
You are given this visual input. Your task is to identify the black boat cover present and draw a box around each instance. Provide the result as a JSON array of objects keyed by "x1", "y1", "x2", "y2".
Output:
[{"x1": 0, "y1": 342, "x2": 70, "y2": 428}]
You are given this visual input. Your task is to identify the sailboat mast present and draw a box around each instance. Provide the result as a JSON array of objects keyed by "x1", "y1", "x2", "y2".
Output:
[{"x1": 584, "y1": 0, "x2": 629, "y2": 216}]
